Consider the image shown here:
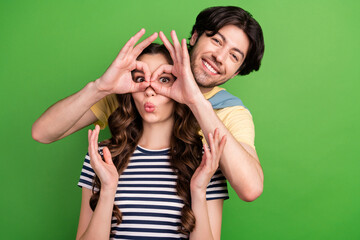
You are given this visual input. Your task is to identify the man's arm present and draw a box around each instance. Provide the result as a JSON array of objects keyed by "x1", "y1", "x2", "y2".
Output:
[
  {"x1": 32, "y1": 81, "x2": 106, "y2": 143},
  {"x1": 154, "y1": 31, "x2": 263, "y2": 201},
  {"x1": 32, "y1": 29, "x2": 158, "y2": 143},
  {"x1": 188, "y1": 98, "x2": 263, "y2": 202}
]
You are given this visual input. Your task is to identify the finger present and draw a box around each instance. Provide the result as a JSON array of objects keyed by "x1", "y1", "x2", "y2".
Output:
[
  {"x1": 117, "y1": 36, "x2": 135, "y2": 58},
  {"x1": 89, "y1": 128, "x2": 99, "y2": 165},
  {"x1": 199, "y1": 152, "x2": 207, "y2": 168},
  {"x1": 94, "y1": 125, "x2": 100, "y2": 153},
  {"x1": 150, "y1": 64, "x2": 173, "y2": 82},
  {"x1": 203, "y1": 141, "x2": 211, "y2": 167},
  {"x1": 135, "y1": 61, "x2": 151, "y2": 82},
  {"x1": 88, "y1": 129, "x2": 91, "y2": 143},
  {"x1": 132, "y1": 28, "x2": 147, "y2": 45},
  {"x1": 132, "y1": 32, "x2": 158, "y2": 57},
  {"x1": 135, "y1": 81, "x2": 150, "y2": 92},
  {"x1": 213, "y1": 129, "x2": 220, "y2": 167},
  {"x1": 102, "y1": 147, "x2": 114, "y2": 165},
  {"x1": 150, "y1": 81, "x2": 171, "y2": 98},
  {"x1": 159, "y1": 31, "x2": 176, "y2": 62},
  {"x1": 116, "y1": 28, "x2": 145, "y2": 58},
  {"x1": 218, "y1": 135, "x2": 227, "y2": 157},
  {"x1": 170, "y1": 30, "x2": 182, "y2": 63},
  {"x1": 88, "y1": 129, "x2": 92, "y2": 153},
  {"x1": 90, "y1": 127, "x2": 98, "y2": 154},
  {"x1": 181, "y1": 38, "x2": 191, "y2": 66},
  {"x1": 214, "y1": 128, "x2": 219, "y2": 146},
  {"x1": 208, "y1": 132, "x2": 216, "y2": 155}
]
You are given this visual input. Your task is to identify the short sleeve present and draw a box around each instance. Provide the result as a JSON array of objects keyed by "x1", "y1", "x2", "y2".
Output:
[
  {"x1": 90, "y1": 94, "x2": 119, "y2": 129},
  {"x1": 78, "y1": 153, "x2": 98, "y2": 191},
  {"x1": 215, "y1": 106, "x2": 255, "y2": 150},
  {"x1": 206, "y1": 169, "x2": 229, "y2": 201}
]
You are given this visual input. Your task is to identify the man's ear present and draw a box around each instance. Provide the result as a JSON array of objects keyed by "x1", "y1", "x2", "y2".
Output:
[
  {"x1": 189, "y1": 31, "x2": 198, "y2": 46},
  {"x1": 231, "y1": 71, "x2": 240, "y2": 78}
]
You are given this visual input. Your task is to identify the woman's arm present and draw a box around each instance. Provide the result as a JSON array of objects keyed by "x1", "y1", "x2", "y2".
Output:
[
  {"x1": 76, "y1": 125, "x2": 119, "y2": 240},
  {"x1": 190, "y1": 194, "x2": 224, "y2": 240},
  {"x1": 76, "y1": 188, "x2": 116, "y2": 240},
  {"x1": 190, "y1": 129, "x2": 226, "y2": 240}
]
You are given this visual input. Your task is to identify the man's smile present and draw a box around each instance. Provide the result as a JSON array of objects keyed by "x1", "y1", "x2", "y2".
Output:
[{"x1": 201, "y1": 58, "x2": 220, "y2": 75}]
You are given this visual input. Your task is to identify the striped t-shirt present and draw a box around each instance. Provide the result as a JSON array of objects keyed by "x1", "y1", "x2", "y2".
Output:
[{"x1": 78, "y1": 145, "x2": 229, "y2": 239}]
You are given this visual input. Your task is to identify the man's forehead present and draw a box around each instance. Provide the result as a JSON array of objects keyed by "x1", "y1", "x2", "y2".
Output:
[{"x1": 215, "y1": 25, "x2": 249, "y2": 55}]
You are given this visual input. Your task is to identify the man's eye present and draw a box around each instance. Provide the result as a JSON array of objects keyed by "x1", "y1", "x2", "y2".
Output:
[
  {"x1": 212, "y1": 38, "x2": 220, "y2": 45},
  {"x1": 159, "y1": 77, "x2": 170, "y2": 83},
  {"x1": 134, "y1": 76, "x2": 145, "y2": 83},
  {"x1": 231, "y1": 53, "x2": 239, "y2": 62}
]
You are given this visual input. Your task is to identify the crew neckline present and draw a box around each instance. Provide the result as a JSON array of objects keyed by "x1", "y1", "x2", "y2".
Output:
[{"x1": 136, "y1": 145, "x2": 170, "y2": 154}]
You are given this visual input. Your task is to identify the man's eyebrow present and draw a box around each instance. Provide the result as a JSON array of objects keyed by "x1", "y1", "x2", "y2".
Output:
[{"x1": 216, "y1": 32, "x2": 245, "y2": 59}]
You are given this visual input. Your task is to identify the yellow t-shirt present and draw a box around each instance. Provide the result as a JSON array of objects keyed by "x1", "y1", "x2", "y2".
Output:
[{"x1": 90, "y1": 87, "x2": 255, "y2": 149}]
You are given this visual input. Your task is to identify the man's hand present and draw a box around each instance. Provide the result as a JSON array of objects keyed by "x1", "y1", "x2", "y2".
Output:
[
  {"x1": 95, "y1": 29, "x2": 158, "y2": 95},
  {"x1": 151, "y1": 30, "x2": 203, "y2": 105}
]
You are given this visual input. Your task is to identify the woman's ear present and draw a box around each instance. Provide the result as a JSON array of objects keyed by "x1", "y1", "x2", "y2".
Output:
[{"x1": 189, "y1": 31, "x2": 199, "y2": 46}]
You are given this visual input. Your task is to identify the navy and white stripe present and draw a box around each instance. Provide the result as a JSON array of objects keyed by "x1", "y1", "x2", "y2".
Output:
[{"x1": 78, "y1": 145, "x2": 228, "y2": 239}]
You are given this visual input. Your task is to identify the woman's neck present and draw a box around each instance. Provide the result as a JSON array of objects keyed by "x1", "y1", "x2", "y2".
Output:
[{"x1": 138, "y1": 119, "x2": 173, "y2": 150}]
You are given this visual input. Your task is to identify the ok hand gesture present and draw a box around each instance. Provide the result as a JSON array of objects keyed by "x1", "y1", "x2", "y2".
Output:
[
  {"x1": 150, "y1": 31, "x2": 203, "y2": 106},
  {"x1": 95, "y1": 29, "x2": 157, "y2": 95}
]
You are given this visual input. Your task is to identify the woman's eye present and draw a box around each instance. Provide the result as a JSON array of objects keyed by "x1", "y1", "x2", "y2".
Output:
[
  {"x1": 134, "y1": 76, "x2": 145, "y2": 83},
  {"x1": 159, "y1": 77, "x2": 170, "y2": 83}
]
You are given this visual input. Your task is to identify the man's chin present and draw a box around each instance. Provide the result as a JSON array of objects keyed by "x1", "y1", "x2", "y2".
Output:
[
  {"x1": 196, "y1": 81, "x2": 218, "y2": 89},
  {"x1": 195, "y1": 75, "x2": 221, "y2": 89}
]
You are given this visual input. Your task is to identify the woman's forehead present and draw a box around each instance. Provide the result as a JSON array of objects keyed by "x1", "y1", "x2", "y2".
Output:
[{"x1": 138, "y1": 54, "x2": 170, "y2": 73}]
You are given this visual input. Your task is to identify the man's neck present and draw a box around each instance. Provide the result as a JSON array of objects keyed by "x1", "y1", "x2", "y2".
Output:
[{"x1": 199, "y1": 86, "x2": 215, "y2": 94}]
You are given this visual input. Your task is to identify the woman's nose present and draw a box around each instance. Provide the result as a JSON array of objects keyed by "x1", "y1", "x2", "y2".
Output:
[{"x1": 145, "y1": 86, "x2": 156, "y2": 97}]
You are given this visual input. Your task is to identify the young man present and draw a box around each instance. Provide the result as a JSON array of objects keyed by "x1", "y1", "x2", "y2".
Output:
[{"x1": 32, "y1": 6, "x2": 265, "y2": 202}]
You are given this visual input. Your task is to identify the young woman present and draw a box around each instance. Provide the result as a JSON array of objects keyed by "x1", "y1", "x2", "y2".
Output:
[{"x1": 76, "y1": 43, "x2": 227, "y2": 240}]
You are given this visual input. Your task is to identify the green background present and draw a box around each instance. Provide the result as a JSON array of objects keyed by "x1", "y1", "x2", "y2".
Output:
[{"x1": 1, "y1": 0, "x2": 359, "y2": 239}]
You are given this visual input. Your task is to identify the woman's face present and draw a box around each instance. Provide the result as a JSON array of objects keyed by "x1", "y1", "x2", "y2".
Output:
[{"x1": 131, "y1": 53, "x2": 176, "y2": 125}]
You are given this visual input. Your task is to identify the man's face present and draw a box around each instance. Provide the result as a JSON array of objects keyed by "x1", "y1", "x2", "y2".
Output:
[{"x1": 189, "y1": 25, "x2": 250, "y2": 89}]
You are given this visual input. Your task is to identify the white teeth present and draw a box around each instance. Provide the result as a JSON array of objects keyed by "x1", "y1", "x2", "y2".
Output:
[{"x1": 203, "y1": 60, "x2": 218, "y2": 74}]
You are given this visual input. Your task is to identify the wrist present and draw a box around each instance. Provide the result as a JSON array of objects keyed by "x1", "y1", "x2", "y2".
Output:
[
  {"x1": 187, "y1": 96, "x2": 212, "y2": 114},
  {"x1": 92, "y1": 78, "x2": 113, "y2": 96},
  {"x1": 190, "y1": 185, "x2": 207, "y2": 198},
  {"x1": 100, "y1": 187, "x2": 117, "y2": 198}
]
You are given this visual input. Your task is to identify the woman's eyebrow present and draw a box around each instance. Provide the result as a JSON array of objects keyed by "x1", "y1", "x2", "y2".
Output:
[{"x1": 132, "y1": 69, "x2": 144, "y2": 74}]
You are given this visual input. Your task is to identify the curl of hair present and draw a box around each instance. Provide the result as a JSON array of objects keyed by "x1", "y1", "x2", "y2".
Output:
[
  {"x1": 89, "y1": 94, "x2": 143, "y2": 227},
  {"x1": 189, "y1": 6, "x2": 265, "y2": 76},
  {"x1": 89, "y1": 90, "x2": 203, "y2": 235},
  {"x1": 170, "y1": 102, "x2": 203, "y2": 234}
]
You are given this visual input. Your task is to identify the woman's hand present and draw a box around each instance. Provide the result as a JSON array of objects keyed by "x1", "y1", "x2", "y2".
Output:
[
  {"x1": 190, "y1": 128, "x2": 227, "y2": 194},
  {"x1": 150, "y1": 30, "x2": 203, "y2": 105},
  {"x1": 94, "y1": 29, "x2": 158, "y2": 95},
  {"x1": 88, "y1": 125, "x2": 119, "y2": 192}
]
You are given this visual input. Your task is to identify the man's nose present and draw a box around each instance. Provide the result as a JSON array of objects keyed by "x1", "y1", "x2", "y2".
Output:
[
  {"x1": 213, "y1": 48, "x2": 227, "y2": 64},
  {"x1": 145, "y1": 86, "x2": 156, "y2": 97}
]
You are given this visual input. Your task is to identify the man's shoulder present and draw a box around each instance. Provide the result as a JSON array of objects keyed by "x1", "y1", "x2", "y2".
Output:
[{"x1": 208, "y1": 87, "x2": 247, "y2": 110}]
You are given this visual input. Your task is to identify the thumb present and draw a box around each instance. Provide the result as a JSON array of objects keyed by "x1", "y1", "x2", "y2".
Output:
[
  {"x1": 151, "y1": 81, "x2": 171, "y2": 98},
  {"x1": 134, "y1": 81, "x2": 150, "y2": 92},
  {"x1": 102, "y1": 147, "x2": 113, "y2": 165}
]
